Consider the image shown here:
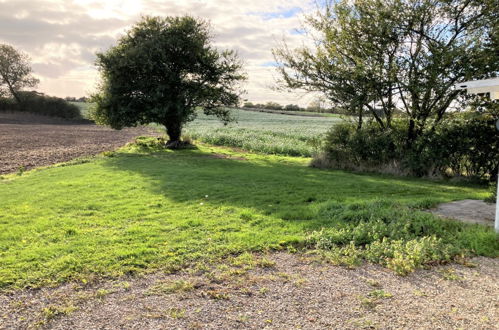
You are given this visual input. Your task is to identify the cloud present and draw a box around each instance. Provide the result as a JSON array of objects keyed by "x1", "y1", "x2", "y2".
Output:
[{"x1": 0, "y1": 0, "x2": 316, "y2": 106}]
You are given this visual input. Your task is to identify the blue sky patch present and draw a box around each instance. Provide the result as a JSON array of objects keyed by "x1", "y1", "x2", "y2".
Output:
[
  {"x1": 290, "y1": 28, "x2": 306, "y2": 35},
  {"x1": 260, "y1": 61, "x2": 280, "y2": 67}
]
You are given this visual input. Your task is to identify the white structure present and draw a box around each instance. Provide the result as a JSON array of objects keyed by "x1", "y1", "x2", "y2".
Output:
[
  {"x1": 456, "y1": 78, "x2": 499, "y2": 232},
  {"x1": 457, "y1": 77, "x2": 499, "y2": 100}
]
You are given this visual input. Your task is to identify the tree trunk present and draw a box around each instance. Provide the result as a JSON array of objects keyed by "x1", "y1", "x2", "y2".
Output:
[
  {"x1": 164, "y1": 122, "x2": 183, "y2": 149},
  {"x1": 357, "y1": 106, "x2": 363, "y2": 130},
  {"x1": 10, "y1": 90, "x2": 21, "y2": 104},
  {"x1": 406, "y1": 118, "x2": 416, "y2": 149},
  {"x1": 3, "y1": 77, "x2": 21, "y2": 104}
]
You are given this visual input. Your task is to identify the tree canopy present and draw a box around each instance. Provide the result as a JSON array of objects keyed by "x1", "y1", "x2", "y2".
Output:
[
  {"x1": 0, "y1": 44, "x2": 38, "y2": 103},
  {"x1": 92, "y1": 15, "x2": 246, "y2": 148},
  {"x1": 273, "y1": 0, "x2": 499, "y2": 144}
]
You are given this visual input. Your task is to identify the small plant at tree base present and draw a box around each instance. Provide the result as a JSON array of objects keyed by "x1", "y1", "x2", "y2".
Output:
[{"x1": 92, "y1": 15, "x2": 246, "y2": 149}]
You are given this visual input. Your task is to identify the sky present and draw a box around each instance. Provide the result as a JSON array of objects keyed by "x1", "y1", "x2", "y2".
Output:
[{"x1": 0, "y1": 0, "x2": 319, "y2": 106}]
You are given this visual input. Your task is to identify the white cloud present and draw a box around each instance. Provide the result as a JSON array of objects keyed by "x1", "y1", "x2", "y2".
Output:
[{"x1": 0, "y1": 0, "x2": 317, "y2": 106}]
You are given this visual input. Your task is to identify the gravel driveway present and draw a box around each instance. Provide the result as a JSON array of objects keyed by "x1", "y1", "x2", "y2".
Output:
[{"x1": 1, "y1": 253, "x2": 497, "y2": 329}]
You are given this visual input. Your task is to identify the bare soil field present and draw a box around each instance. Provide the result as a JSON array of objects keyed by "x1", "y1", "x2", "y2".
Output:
[
  {"x1": 0, "y1": 112, "x2": 159, "y2": 175},
  {"x1": 1, "y1": 253, "x2": 497, "y2": 329}
]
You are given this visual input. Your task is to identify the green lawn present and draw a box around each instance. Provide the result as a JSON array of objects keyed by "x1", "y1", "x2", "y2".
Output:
[
  {"x1": 0, "y1": 140, "x2": 497, "y2": 290},
  {"x1": 184, "y1": 108, "x2": 343, "y2": 156}
]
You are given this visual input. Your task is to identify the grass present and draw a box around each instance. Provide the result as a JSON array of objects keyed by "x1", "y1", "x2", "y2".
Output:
[
  {"x1": 184, "y1": 108, "x2": 343, "y2": 156},
  {"x1": 0, "y1": 138, "x2": 497, "y2": 290}
]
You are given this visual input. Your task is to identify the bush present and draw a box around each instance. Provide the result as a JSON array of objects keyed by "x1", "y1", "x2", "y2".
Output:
[
  {"x1": 264, "y1": 102, "x2": 282, "y2": 110},
  {"x1": 284, "y1": 104, "x2": 301, "y2": 111},
  {"x1": 485, "y1": 181, "x2": 497, "y2": 203},
  {"x1": 0, "y1": 92, "x2": 82, "y2": 119},
  {"x1": 405, "y1": 112, "x2": 498, "y2": 179},
  {"x1": 315, "y1": 112, "x2": 499, "y2": 181},
  {"x1": 0, "y1": 97, "x2": 16, "y2": 111}
]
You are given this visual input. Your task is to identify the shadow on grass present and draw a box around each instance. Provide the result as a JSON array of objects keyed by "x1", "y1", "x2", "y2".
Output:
[{"x1": 102, "y1": 146, "x2": 484, "y2": 230}]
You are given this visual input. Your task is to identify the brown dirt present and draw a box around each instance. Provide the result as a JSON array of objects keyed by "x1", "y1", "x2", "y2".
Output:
[
  {"x1": 1, "y1": 253, "x2": 497, "y2": 329},
  {"x1": 0, "y1": 112, "x2": 160, "y2": 175}
]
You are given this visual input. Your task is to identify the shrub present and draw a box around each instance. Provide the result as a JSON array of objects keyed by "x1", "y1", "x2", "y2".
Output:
[
  {"x1": 315, "y1": 112, "x2": 499, "y2": 181},
  {"x1": 264, "y1": 102, "x2": 282, "y2": 110},
  {"x1": 0, "y1": 92, "x2": 82, "y2": 119},
  {"x1": 19, "y1": 92, "x2": 82, "y2": 119},
  {"x1": 485, "y1": 181, "x2": 497, "y2": 203},
  {"x1": 0, "y1": 97, "x2": 16, "y2": 111},
  {"x1": 284, "y1": 104, "x2": 301, "y2": 111}
]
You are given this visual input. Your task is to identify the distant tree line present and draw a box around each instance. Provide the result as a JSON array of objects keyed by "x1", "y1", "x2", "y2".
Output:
[
  {"x1": 242, "y1": 99, "x2": 347, "y2": 114},
  {"x1": 64, "y1": 96, "x2": 89, "y2": 102}
]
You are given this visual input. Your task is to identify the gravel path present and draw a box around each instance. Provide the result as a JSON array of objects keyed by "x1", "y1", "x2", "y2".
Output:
[
  {"x1": 1, "y1": 253, "x2": 497, "y2": 329},
  {"x1": 0, "y1": 112, "x2": 159, "y2": 175},
  {"x1": 432, "y1": 199, "x2": 495, "y2": 226}
]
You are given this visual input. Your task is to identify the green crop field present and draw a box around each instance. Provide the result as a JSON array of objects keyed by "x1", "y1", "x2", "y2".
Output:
[
  {"x1": 73, "y1": 105, "x2": 343, "y2": 156},
  {"x1": 70, "y1": 102, "x2": 92, "y2": 119},
  {"x1": 0, "y1": 139, "x2": 496, "y2": 290},
  {"x1": 184, "y1": 108, "x2": 344, "y2": 156}
]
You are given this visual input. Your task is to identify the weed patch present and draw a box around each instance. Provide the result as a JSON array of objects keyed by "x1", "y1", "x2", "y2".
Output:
[
  {"x1": 306, "y1": 201, "x2": 498, "y2": 275},
  {"x1": 146, "y1": 280, "x2": 196, "y2": 295}
]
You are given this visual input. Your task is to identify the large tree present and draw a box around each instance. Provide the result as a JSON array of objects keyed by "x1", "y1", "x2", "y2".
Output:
[
  {"x1": 92, "y1": 16, "x2": 246, "y2": 148},
  {"x1": 274, "y1": 0, "x2": 499, "y2": 144},
  {"x1": 0, "y1": 44, "x2": 39, "y2": 103}
]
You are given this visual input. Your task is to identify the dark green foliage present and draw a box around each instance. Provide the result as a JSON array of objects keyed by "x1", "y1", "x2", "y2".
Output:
[
  {"x1": 284, "y1": 104, "x2": 301, "y2": 111},
  {"x1": 318, "y1": 112, "x2": 499, "y2": 180},
  {"x1": 485, "y1": 181, "x2": 497, "y2": 203},
  {"x1": 405, "y1": 112, "x2": 499, "y2": 179},
  {"x1": 92, "y1": 15, "x2": 245, "y2": 147},
  {"x1": 321, "y1": 121, "x2": 400, "y2": 169},
  {"x1": 0, "y1": 97, "x2": 16, "y2": 111},
  {"x1": 264, "y1": 102, "x2": 282, "y2": 110},
  {"x1": 0, "y1": 92, "x2": 82, "y2": 119}
]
